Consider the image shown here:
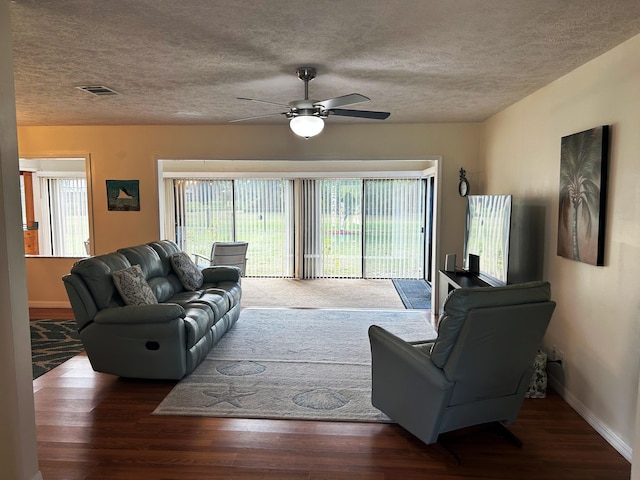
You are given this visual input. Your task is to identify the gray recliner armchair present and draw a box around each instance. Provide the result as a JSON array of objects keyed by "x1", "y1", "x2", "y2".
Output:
[{"x1": 368, "y1": 281, "x2": 555, "y2": 448}]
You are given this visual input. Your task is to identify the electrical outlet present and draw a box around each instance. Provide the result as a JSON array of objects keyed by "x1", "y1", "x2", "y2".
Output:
[{"x1": 551, "y1": 345, "x2": 557, "y2": 361}]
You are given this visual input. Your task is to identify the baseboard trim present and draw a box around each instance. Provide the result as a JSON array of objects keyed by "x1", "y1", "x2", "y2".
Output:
[
  {"x1": 548, "y1": 374, "x2": 632, "y2": 462},
  {"x1": 28, "y1": 300, "x2": 71, "y2": 309}
]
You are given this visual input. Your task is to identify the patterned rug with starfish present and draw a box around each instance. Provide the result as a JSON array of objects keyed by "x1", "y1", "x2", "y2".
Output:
[{"x1": 154, "y1": 307, "x2": 436, "y2": 422}]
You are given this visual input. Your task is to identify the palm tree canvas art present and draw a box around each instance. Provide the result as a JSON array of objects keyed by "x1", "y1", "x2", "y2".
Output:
[{"x1": 557, "y1": 125, "x2": 610, "y2": 266}]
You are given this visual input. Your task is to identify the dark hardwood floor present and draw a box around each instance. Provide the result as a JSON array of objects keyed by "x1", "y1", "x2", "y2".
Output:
[
  {"x1": 30, "y1": 307, "x2": 630, "y2": 479},
  {"x1": 30, "y1": 307, "x2": 75, "y2": 320},
  {"x1": 33, "y1": 357, "x2": 630, "y2": 479}
]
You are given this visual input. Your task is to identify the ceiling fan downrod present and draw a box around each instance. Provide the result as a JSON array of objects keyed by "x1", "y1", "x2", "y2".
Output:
[{"x1": 296, "y1": 67, "x2": 316, "y2": 101}]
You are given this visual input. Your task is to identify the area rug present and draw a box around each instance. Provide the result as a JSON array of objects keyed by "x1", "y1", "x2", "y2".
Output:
[
  {"x1": 154, "y1": 307, "x2": 437, "y2": 422},
  {"x1": 392, "y1": 278, "x2": 432, "y2": 309},
  {"x1": 30, "y1": 319, "x2": 83, "y2": 379}
]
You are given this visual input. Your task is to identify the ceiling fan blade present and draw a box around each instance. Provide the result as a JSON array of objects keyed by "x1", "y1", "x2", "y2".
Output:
[
  {"x1": 229, "y1": 111, "x2": 289, "y2": 123},
  {"x1": 328, "y1": 109, "x2": 390, "y2": 120},
  {"x1": 237, "y1": 97, "x2": 291, "y2": 108},
  {"x1": 315, "y1": 93, "x2": 370, "y2": 110}
]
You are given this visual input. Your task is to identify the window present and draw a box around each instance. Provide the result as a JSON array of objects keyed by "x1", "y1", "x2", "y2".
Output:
[{"x1": 19, "y1": 158, "x2": 90, "y2": 257}]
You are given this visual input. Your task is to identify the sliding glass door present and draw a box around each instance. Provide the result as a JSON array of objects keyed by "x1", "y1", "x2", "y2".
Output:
[
  {"x1": 301, "y1": 179, "x2": 363, "y2": 278},
  {"x1": 364, "y1": 179, "x2": 425, "y2": 278},
  {"x1": 169, "y1": 178, "x2": 294, "y2": 277},
  {"x1": 301, "y1": 178, "x2": 426, "y2": 279},
  {"x1": 166, "y1": 176, "x2": 427, "y2": 279},
  {"x1": 234, "y1": 179, "x2": 294, "y2": 277}
]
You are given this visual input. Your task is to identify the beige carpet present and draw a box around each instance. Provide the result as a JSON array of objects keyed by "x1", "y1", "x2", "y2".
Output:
[
  {"x1": 154, "y1": 307, "x2": 436, "y2": 422},
  {"x1": 240, "y1": 278, "x2": 406, "y2": 309}
]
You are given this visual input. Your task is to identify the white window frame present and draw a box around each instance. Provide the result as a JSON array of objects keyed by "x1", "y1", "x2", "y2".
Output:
[{"x1": 20, "y1": 157, "x2": 91, "y2": 257}]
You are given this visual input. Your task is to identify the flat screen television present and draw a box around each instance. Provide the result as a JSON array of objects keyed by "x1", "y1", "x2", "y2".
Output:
[{"x1": 463, "y1": 195, "x2": 512, "y2": 286}]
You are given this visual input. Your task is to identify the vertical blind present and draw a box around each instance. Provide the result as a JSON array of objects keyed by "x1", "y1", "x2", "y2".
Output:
[
  {"x1": 170, "y1": 178, "x2": 294, "y2": 277},
  {"x1": 44, "y1": 177, "x2": 89, "y2": 256},
  {"x1": 300, "y1": 178, "x2": 425, "y2": 279},
  {"x1": 301, "y1": 179, "x2": 324, "y2": 278},
  {"x1": 168, "y1": 176, "x2": 426, "y2": 279},
  {"x1": 364, "y1": 179, "x2": 425, "y2": 278},
  {"x1": 234, "y1": 179, "x2": 294, "y2": 277},
  {"x1": 301, "y1": 179, "x2": 363, "y2": 278},
  {"x1": 172, "y1": 179, "x2": 234, "y2": 257}
]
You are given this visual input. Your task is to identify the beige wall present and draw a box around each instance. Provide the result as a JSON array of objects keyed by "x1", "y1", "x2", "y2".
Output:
[
  {"x1": 483, "y1": 33, "x2": 640, "y2": 463},
  {"x1": 19, "y1": 123, "x2": 482, "y2": 306},
  {"x1": 25, "y1": 257, "x2": 79, "y2": 308}
]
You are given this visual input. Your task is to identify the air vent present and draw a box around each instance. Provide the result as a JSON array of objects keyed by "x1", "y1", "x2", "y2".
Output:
[{"x1": 76, "y1": 85, "x2": 119, "y2": 96}]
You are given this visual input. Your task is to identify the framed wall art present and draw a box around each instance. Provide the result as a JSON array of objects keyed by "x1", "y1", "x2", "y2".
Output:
[
  {"x1": 557, "y1": 125, "x2": 610, "y2": 266},
  {"x1": 106, "y1": 179, "x2": 140, "y2": 211}
]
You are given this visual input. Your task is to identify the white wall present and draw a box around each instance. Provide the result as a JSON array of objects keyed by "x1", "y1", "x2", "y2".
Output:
[{"x1": 483, "y1": 33, "x2": 640, "y2": 463}]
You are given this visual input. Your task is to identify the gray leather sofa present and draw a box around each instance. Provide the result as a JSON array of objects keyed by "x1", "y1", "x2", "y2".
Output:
[{"x1": 62, "y1": 240, "x2": 242, "y2": 380}]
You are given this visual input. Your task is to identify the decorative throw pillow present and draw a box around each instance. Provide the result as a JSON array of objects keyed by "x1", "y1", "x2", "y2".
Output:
[
  {"x1": 112, "y1": 264, "x2": 158, "y2": 306},
  {"x1": 170, "y1": 251, "x2": 204, "y2": 291}
]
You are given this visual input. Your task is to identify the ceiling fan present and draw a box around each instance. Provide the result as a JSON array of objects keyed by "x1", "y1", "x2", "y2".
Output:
[{"x1": 231, "y1": 67, "x2": 391, "y2": 138}]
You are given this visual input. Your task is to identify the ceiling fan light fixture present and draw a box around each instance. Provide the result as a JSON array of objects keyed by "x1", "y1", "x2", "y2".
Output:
[
  {"x1": 289, "y1": 115, "x2": 324, "y2": 138},
  {"x1": 234, "y1": 67, "x2": 389, "y2": 131}
]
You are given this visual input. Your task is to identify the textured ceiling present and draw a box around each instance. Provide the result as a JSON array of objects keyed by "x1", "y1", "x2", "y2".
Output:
[{"x1": 10, "y1": 0, "x2": 640, "y2": 127}]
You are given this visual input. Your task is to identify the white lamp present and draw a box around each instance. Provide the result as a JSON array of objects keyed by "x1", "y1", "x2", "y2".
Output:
[{"x1": 289, "y1": 115, "x2": 324, "y2": 138}]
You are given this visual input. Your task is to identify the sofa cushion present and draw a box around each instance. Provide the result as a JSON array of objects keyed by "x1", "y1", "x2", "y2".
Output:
[
  {"x1": 430, "y1": 281, "x2": 551, "y2": 369},
  {"x1": 168, "y1": 290, "x2": 228, "y2": 322},
  {"x1": 183, "y1": 305, "x2": 215, "y2": 349},
  {"x1": 70, "y1": 252, "x2": 132, "y2": 309},
  {"x1": 170, "y1": 252, "x2": 204, "y2": 291},
  {"x1": 147, "y1": 241, "x2": 196, "y2": 299},
  {"x1": 149, "y1": 240, "x2": 182, "y2": 276},
  {"x1": 146, "y1": 275, "x2": 182, "y2": 303},
  {"x1": 118, "y1": 243, "x2": 182, "y2": 302},
  {"x1": 203, "y1": 283, "x2": 242, "y2": 308},
  {"x1": 112, "y1": 264, "x2": 158, "y2": 306},
  {"x1": 117, "y1": 244, "x2": 164, "y2": 279}
]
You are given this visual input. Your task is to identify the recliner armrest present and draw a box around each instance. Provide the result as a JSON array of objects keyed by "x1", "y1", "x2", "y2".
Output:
[
  {"x1": 202, "y1": 266, "x2": 242, "y2": 283},
  {"x1": 368, "y1": 324, "x2": 455, "y2": 445},
  {"x1": 369, "y1": 325, "x2": 451, "y2": 390},
  {"x1": 94, "y1": 303, "x2": 186, "y2": 324},
  {"x1": 408, "y1": 339, "x2": 437, "y2": 346}
]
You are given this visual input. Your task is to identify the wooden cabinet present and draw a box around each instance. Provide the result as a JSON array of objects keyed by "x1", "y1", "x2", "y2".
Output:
[{"x1": 21, "y1": 171, "x2": 39, "y2": 255}]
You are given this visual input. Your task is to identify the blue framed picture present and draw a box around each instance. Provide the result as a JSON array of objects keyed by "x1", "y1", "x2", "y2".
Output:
[{"x1": 106, "y1": 179, "x2": 140, "y2": 211}]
